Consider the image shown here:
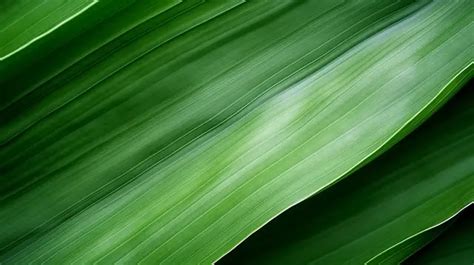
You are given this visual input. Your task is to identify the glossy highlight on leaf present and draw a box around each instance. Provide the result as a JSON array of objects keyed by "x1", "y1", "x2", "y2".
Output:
[
  {"x1": 0, "y1": 0, "x2": 472, "y2": 264},
  {"x1": 219, "y1": 84, "x2": 474, "y2": 265}
]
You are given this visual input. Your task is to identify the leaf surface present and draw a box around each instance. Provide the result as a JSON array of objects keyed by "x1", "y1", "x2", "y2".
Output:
[
  {"x1": 0, "y1": 0, "x2": 472, "y2": 264},
  {"x1": 0, "y1": 0, "x2": 98, "y2": 60},
  {"x1": 403, "y1": 205, "x2": 474, "y2": 265},
  {"x1": 220, "y1": 82, "x2": 474, "y2": 265}
]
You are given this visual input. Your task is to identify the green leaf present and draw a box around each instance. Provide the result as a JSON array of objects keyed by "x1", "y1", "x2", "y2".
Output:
[
  {"x1": 219, "y1": 84, "x2": 474, "y2": 265},
  {"x1": 367, "y1": 207, "x2": 463, "y2": 265},
  {"x1": 0, "y1": 0, "x2": 472, "y2": 264},
  {"x1": 0, "y1": 0, "x2": 137, "y2": 82},
  {"x1": 367, "y1": 226, "x2": 446, "y2": 265},
  {"x1": 0, "y1": 0, "x2": 98, "y2": 60},
  {"x1": 403, "y1": 205, "x2": 474, "y2": 265}
]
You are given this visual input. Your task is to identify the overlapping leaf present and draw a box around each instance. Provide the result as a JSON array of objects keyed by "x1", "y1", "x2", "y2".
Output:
[
  {"x1": 0, "y1": 0, "x2": 472, "y2": 264},
  {"x1": 220, "y1": 84, "x2": 474, "y2": 264},
  {"x1": 404, "y1": 205, "x2": 474, "y2": 265}
]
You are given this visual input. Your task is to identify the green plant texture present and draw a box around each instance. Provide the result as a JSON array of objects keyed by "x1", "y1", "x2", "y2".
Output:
[{"x1": 0, "y1": 0, "x2": 472, "y2": 264}]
